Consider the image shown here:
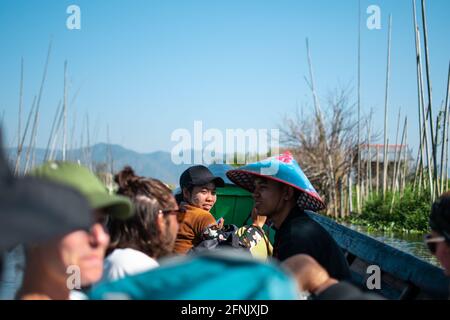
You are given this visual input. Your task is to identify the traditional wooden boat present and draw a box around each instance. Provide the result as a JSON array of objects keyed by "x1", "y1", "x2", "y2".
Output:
[{"x1": 308, "y1": 212, "x2": 449, "y2": 299}]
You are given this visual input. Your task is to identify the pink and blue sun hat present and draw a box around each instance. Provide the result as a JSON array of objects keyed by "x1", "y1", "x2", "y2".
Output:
[{"x1": 226, "y1": 152, "x2": 326, "y2": 211}]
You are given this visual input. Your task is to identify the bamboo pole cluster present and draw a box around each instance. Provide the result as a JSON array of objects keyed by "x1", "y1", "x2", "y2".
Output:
[
  {"x1": 11, "y1": 42, "x2": 100, "y2": 176},
  {"x1": 411, "y1": 0, "x2": 450, "y2": 200}
]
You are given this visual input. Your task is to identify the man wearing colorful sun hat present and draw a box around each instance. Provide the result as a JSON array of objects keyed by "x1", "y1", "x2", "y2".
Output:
[{"x1": 227, "y1": 151, "x2": 351, "y2": 281}]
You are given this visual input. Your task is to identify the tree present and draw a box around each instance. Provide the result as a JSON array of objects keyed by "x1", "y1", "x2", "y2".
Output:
[{"x1": 280, "y1": 87, "x2": 359, "y2": 216}]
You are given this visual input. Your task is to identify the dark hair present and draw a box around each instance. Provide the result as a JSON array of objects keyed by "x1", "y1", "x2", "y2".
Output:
[
  {"x1": 430, "y1": 192, "x2": 450, "y2": 243},
  {"x1": 107, "y1": 166, "x2": 176, "y2": 259},
  {"x1": 180, "y1": 185, "x2": 194, "y2": 203}
]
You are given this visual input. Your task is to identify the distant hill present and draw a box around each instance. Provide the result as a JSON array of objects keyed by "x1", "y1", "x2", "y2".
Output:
[{"x1": 5, "y1": 143, "x2": 194, "y2": 185}]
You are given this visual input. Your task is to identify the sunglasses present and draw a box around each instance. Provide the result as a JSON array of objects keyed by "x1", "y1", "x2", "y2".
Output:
[
  {"x1": 159, "y1": 207, "x2": 187, "y2": 223},
  {"x1": 424, "y1": 234, "x2": 446, "y2": 254}
]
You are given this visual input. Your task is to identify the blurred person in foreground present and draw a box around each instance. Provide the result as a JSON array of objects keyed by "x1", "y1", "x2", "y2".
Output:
[
  {"x1": 15, "y1": 162, "x2": 132, "y2": 300},
  {"x1": 0, "y1": 131, "x2": 92, "y2": 299}
]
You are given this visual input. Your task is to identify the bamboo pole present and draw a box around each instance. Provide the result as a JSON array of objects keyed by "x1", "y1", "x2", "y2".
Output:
[
  {"x1": 356, "y1": 184, "x2": 360, "y2": 214},
  {"x1": 63, "y1": 61, "x2": 68, "y2": 161},
  {"x1": 14, "y1": 96, "x2": 36, "y2": 175},
  {"x1": 49, "y1": 103, "x2": 65, "y2": 161},
  {"x1": 439, "y1": 62, "x2": 450, "y2": 194},
  {"x1": 382, "y1": 14, "x2": 392, "y2": 198},
  {"x1": 368, "y1": 113, "x2": 373, "y2": 195},
  {"x1": 24, "y1": 106, "x2": 39, "y2": 174},
  {"x1": 24, "y1": 40, "x2": 52, "y2": 173},
  {"x1": 434, "y1": 106, "x2": 443, "y2": 193},
  {"x1": 44, "y1": 102, "x2": 62, "y2": 161},
  {"x1": 401, "y1": 121, "x2": 409, "y2": 196},
  {"x1": 413, "y1": 0, "x2": 434, "y2": 200},
  {"x1": 357, "y1": 0, "x2": 362, "y2": 209},
  {"x1": 348, "y1": 173, "x2": 353, "y2": 214},
  {"x1": 392, "y1": 109, "x2": 401, "y2": 191},
  {"x1": 390, "y1": 119, "x2": 407, "y2": 213},
  {"x1": 361, "y1": 179, "x2": 365, "y2": 208},
  {"x1": 412, "y1": 0, "x2": 423, "y2": 192},
  {"x1": 413, "y1": 144, "x2": 421, "y2": 191},
  {"x1": 421, "y1": 0, "x2": 438, "y2": 199},
  {"x1": 67, "y1": 84, "x2": 83, "y2": 159},
  {"x1": 414, "y1": 149, "x2": 423, "y2": 193},
  {"x1": 366, "y1": 140, "x2": 370, "y2": 199},
  {"x1": 14, "y1": 59, "x2": 25, "y2": 175},
  {"x1": 418, "y1": 157, "x2": 423, "y2": 195},
  {"x1": 376, "y1": 145, "x2": 380, "y2": 194},
  {"x1": 394, "y1": 117, "x2": 408, "y2": 194},
  {"x1": 16, "y1": 58, "x2": 24, "y2": 168}
]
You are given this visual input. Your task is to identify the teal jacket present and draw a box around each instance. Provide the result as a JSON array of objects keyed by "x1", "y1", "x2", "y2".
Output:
[{"x1": 88, "y1": 250, "x2": 298, "y2": 300}]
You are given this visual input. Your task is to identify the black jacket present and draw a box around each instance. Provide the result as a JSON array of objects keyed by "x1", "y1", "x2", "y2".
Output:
[{"x1": 273, "y1": 206, "x2": 351, "y2": 281}]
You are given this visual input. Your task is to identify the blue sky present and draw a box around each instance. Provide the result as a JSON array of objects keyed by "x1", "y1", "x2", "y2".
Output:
[{"x1": 0, "y1": 0, "x2": 449, "y2": 156}]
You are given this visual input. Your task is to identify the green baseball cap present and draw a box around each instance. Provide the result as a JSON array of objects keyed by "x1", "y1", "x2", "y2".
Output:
[{"x1": 30, "y1": 161, "x2": 133, "y2": 220}]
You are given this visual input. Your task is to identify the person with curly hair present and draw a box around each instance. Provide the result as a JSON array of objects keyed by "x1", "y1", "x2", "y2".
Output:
[{"x1": 101, "y1": 166, "x2": 184, "y2": 282}]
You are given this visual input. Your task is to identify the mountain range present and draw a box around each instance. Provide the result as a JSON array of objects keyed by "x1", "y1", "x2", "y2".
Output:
[{"x1": 5, "y1": 143, "x2": 196, "y2": 185}]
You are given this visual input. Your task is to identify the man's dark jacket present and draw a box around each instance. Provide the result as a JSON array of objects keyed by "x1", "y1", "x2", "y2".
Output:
[{"x1": 274, "y1": 206, "x2": 351, "y2": 281}]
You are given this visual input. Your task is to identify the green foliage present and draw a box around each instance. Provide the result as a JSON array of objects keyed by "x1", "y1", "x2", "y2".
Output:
[{"x1": 345, "y1": 186, "x2": 432, "y2": 233}]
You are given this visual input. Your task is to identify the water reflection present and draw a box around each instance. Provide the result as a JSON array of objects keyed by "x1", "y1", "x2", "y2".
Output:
[{"x1": 342, "y1": 223, "x2": 440, "y2": 267}]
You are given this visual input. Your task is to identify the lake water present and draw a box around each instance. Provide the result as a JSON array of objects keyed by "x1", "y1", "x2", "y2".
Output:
[{"x1": 343, "y1": 223, "x2": 440, "y2": 267}]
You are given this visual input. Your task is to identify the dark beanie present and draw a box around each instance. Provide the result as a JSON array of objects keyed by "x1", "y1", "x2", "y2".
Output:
[{"x1": 430, "y1": 192, "x2": 450, "y2": 242}]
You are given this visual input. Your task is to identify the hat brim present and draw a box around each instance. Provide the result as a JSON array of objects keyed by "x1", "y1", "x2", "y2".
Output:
[
  {"x1": 88, "y1": 193, "x2": 133, "y2": 220},
  {"x1": 226, "y1": 169, "x2": 326, "y2": 212}
]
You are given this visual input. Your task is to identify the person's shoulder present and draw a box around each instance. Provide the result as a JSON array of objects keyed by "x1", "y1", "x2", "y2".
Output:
[
  {"x1": 185, "y1": 205, "x2": 215, "y2": 221},
  {"x1": 185, "y1": 204, "x2": 211, "y2": 215},
  {"x1": 282, "y1": 215, "x2": 316, "y2": 237},
  {"x1": 101, "y1": 248, "x2": 159, "y2": 283},
  {"x1": 288, "y1": 213, "x2": 330, "y2": 237},
  {"x1": 106, "y1": 248, "x2": 159, "y2": 270}
]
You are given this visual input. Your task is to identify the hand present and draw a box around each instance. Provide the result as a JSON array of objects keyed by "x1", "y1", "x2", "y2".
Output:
[
  {"x1": 251, "y1": 208, "x2": 267, "y2": 228},
  {"x1": 282, "y1": 254, "x2": 338, "y2": 294},
  {"x1": 216, "y1": 217, "x2": 224, "y2": 229}
]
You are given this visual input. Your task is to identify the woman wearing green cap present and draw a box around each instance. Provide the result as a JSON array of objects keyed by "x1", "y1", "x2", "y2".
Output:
[{"x1": 14, "y1": 161, "x2": 133, "y2": 300}]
